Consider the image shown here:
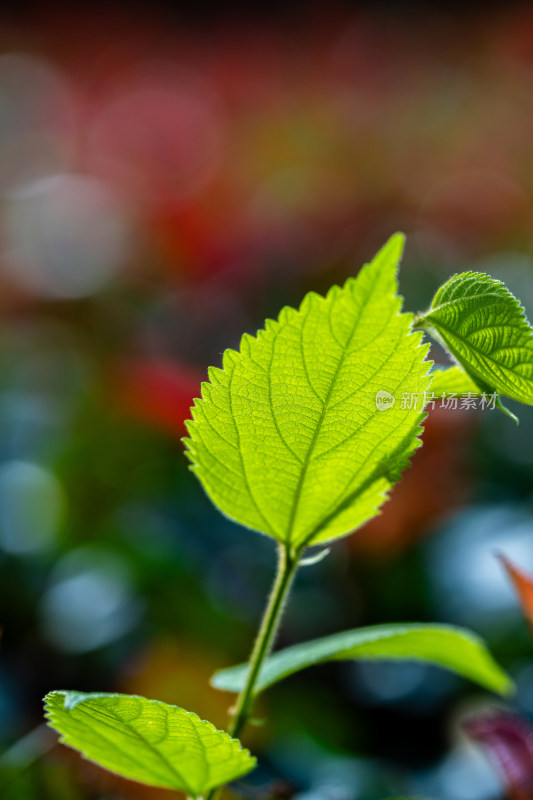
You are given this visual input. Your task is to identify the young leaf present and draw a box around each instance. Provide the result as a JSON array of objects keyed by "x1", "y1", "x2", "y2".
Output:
[
  {"x1": 184, "y1": 234, "x2": 431, "y2": 549},
  {"x1": 415, "y1": 272, "x2": 533, "y2": 413},
  {"x1": 44, "y1": 691, "x2": 255, "y2": 797},
  {"x1": 211, "y1": 623, "x2": 512, "y2": 697},
  {"x1": 429, "y1": 365, "x2": 481, "y2": 399}
]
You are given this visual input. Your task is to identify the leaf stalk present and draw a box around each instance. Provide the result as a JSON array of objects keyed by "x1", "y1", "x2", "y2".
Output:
[{"x1": 205, "y1": 542, "x2": 300, "y2": 800}]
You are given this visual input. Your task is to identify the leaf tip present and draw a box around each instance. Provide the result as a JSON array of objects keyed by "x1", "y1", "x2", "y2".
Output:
[
  {"x1": 372, "y1": 231, "x2": 405, "y2": 277},
  {"x1": 499, "y1": 673, "x2": 516, "y2": 698},
  {"x1": 382, "y1": 230, "x2": 406, "y2": 255},
  {"x1": 389, "y1": 230, "x2": 406, "y2": 250}
]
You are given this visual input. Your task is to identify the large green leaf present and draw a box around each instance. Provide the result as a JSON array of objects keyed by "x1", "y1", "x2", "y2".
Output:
[
  {"x1": 184, "y1": 234, "x2": 431, "y2": 549},
  {"x1": 44, "y1": 691, "x2": 255, "y2": 797},
  {"x1": 415, "y1": 272, "x2": 533, "y2": 408},
  {"x1": 211, "y1": 623, "x2": 512, "y2": 696}
]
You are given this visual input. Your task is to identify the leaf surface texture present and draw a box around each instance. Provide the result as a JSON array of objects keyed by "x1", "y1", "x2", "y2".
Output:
[
  {"x1": 212, "y1": 623, "x2": 512, "y2": 696},
  {"x1": 184, "y1": 234, "x2": 431, "y2": 547},
  {"x1": 44, "y1": 691, "x2": 255, "y2": 797},
  {"x1": 418, "y1": 272, "x2": 533, "y2": 405},
  {"x1": 429, "y1": 365, "x2": 481, "y2": 398}
]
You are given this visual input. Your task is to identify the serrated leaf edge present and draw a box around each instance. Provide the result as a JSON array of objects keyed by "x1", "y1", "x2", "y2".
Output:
[
  {"x1": 418, "y1": 270, "x2": 533, "y2": 411},
  {"x1": 183, "y1": 234, "x2": 432, "y2": 546},
  {"x1": 43, "y1": 691, "x2": 256, "y2": 796}
]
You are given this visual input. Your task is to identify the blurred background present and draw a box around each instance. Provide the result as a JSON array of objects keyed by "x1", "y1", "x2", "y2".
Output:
[{"x1": 1, "y1": 2, "x2": 533, "y2": 798}]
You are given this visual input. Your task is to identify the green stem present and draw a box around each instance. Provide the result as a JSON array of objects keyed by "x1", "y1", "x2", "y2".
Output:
[
  {"x1": 205, "y1": 542, "x2": 300, "y2": 800},
  {"x1": 230, "y1": 543, "x2": 299, "y2": 738}
]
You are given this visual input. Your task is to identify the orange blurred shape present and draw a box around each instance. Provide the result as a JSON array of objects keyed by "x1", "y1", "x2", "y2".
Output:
[
  {"x1": 118, "y1": 638, "x2": 232, "y2": 731},
  {"x1": 112, "y1": 359, "x2": 202, "y2": 437},
  {"x1": 119, "y1": 637, "x2": 264, "y2": 750},
  {"x1": 498, "y1": 553, "x2": 533, "y2": 636}
]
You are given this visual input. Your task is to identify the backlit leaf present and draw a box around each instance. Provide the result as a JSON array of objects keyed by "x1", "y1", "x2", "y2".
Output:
[
  {"x1": 44, "y1": 691, "x2": 255, "y2": 797},
  {"x1": 429, "y1": 365, "x2": 481, "y2": 398},
  {"x1": 415, "y1": 272, "x2": 533, "y2": 415},
  {"x1": 184, "y1": 234, "x2": 431, "y2": 549},
  {"x1": 211, "y1": 623, "x2": 512, "y2": 697}
]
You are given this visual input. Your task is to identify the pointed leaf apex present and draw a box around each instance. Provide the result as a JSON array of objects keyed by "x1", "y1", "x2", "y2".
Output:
[
  {"x1": 374, "y1": 231, "x2": 405, "y2": 271},
  {"x1": 184, "y1": 235, "x2": 430, "y2": 546},
  {"x1": 387, "y1": 230, "x2": 406, "y2": 254}
]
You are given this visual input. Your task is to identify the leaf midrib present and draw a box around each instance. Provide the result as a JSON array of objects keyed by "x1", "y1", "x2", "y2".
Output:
[
  {"x1": 82, "y1": 701, "x2": 195, "y2": 795},
  {"x1": 284, "y1": 281, "x2": 391, "y2": 546},
  {"x1": 429, "y1": 293, "x2": 516, "y2": 322},
  {"x1": 424, "y1": 315, "x2": 533, "y2": 399},
  {"x1": 261, "y1": 623, "x2": 474, "y2": 682}
]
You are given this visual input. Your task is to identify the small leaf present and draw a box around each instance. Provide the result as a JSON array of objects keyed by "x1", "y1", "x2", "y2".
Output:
[
  {"x1": 184, "y1": 234, "x2": 431, "y2": 549},
  {"x1": 44, "y1": 691, "x2": 255, "y2": 797},
  {"x1": 415, "y1": 272, "x2": 533, "y2": 412},
  {"x1": 299, "y1": 547, "x2": 331, "y2": 567},
  {"x1": 211, "y1": 623, "x2": 512, "y2": 697},
  {"x1": 498, "y1": 553, "x2": 533, "y2": 636},
  {"x1": 429, "y1": 365, "x2": 481, "y2": 398}
]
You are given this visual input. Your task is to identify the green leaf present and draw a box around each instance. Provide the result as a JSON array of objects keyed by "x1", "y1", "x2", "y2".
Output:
[
  {"x1": 416, "y1": 272, "x2": 533, "y2": 411},
  {"x1": 429, "y1": 365, "x2": 481, "y2": 398},
  {"x1": 211, "y1": 623, "x2": 513, "y2": 697},
  {"x1": 184, "y1": 234, "x2": 431, "y2": 549},
  {"x1": 44, "y1": 691, "x2": 255, "y2": 797}
]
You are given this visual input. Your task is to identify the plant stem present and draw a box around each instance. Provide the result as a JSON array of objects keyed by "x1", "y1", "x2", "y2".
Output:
[
  {"x1": 205, "y1": 542, "x2": 300, "y2": 800},
  {"x1": 230, "y1": 542, "x2": 299, "y2": 738}
]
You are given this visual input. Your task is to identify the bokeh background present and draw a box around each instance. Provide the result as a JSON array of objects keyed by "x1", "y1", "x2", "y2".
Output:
[{"x1": 1, "y1": 2, "x2": 533, "y2": 798}]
